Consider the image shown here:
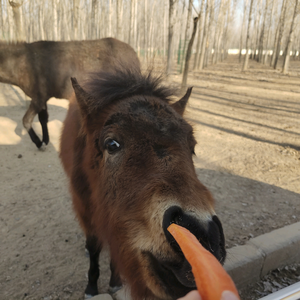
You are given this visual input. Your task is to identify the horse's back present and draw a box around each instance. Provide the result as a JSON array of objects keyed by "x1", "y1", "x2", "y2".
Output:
[{"x1": 30, "y1": 38, "x2": 140, "y2": 100}]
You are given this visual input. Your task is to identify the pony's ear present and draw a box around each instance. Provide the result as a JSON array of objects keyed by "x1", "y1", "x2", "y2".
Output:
[
  {"x1": 171, "y1": 87, "x2": 193, "y2": 116},
  {"x1": 71, "y1": 77, "x2": 92, "y2": 116}
]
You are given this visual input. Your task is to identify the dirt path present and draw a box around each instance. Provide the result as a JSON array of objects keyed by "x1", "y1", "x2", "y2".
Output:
[{"x1": 0, "y1": 56, "x2": 299, "y2": 299}]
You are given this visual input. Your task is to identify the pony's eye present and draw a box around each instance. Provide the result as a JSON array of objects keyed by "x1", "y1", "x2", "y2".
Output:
[{"x1": 104, "y1": 139, "x2": 121, "y2": 154}]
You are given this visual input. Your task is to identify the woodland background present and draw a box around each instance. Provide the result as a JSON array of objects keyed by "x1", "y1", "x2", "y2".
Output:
[{"x1": 1, "y1": 0, "x2": 300, "y2": 80}]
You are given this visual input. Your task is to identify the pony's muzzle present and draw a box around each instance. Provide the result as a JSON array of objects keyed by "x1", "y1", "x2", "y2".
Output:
[{"x1": 162, "y1": 206, "x2": 226, "y2": 263}]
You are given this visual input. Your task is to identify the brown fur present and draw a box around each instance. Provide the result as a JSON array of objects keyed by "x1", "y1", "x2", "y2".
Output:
[{"x1": 60, "y1": 67, "x2": 225, "y2": 300}]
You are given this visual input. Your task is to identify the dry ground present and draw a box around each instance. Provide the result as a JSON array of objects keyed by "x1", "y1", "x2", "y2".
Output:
[{"x1": 0, "y1": 56, "x2": 299, "y2": 299}]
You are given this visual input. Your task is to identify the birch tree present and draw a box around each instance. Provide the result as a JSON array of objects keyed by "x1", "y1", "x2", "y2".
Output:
[
  {"x1": 52, "y1": 0, "x2": 58, "y2": 40},
  {"x1": 198, "y1": 0, "x2": 210, "y2": 70},
  {"x1": 242, "y1": 0, "x2": 255, "y2": 70},
  {"x1": 194, "y1": 0, "x2": 206, "y2": 69},
  {"x1": 258, "y1": 0, "x2": 270, "y2": 62},
  {"x1": 182, "y1": 17, "x2": 199, "y2": 90},
  {"x1": 273, "y1": 0, "x2": 288, "y2": 69},
  {"x1": 204, "y1": 0, "x2": 215, "y2": 67},
  {"x1": 167, "y1": 0, "x2": 179, "y2": 75},
  {"x1": 0, "y1": 0, "x2": 3, "y2": 38},
  {"x1": 263, "y1": 0, "x2": 277, "y2": 64},
  {"x1": 282, "y1": 0, "x2": 299, "y2": 73},
  {"x1": 180, "y1": 0, "x2": 193, "y2": 73},
  {"x1": 8, "y1": 0, "x2": 24, "y2": 41},
  {"x1": 239, "y1": 0, "x2": 249, "y2": 62}
]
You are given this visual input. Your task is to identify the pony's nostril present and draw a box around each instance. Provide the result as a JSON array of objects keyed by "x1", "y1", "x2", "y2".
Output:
[
  {"x1": 163, "y1": 206, "x2": 185, "y2": 253},
  {"x1": 163, "y1": 207, "x2": 226, "y2": 264}
]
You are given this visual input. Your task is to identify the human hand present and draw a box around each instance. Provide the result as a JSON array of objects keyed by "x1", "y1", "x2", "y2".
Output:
[{"x1": 177, "y1": 290, "x2": 239, "y2": 300}]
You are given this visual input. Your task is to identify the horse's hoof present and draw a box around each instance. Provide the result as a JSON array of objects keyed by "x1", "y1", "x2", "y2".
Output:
[
  {"x1": 109, "y1": 285, "x2": 123, "y2": 294},
  {"x1": 38, "y1": 142, "x2": 47, "y2": 151}
]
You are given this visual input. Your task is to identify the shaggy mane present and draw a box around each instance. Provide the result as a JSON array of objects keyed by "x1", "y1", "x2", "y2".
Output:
[{"x1": 83, "y1": 68, "x2": 177, "y2": 111}]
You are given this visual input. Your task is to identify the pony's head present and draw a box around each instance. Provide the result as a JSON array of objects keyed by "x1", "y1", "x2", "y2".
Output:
[{"x1": 71, "y1": 69, "x2": 225, "y2": 300}]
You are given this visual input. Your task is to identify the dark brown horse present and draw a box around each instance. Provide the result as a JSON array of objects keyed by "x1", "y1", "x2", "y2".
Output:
[
  {"x1": 60, "y1": 67, "x2": 226, "y2": 300},
  {"x1": 0, "y1": 38, "x2": 139, "y2": 148}
]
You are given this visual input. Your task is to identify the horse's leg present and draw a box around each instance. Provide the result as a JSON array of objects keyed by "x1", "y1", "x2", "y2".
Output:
[
  {"x1": 85, "y1": 235, "x2": 101, "y2": 298},
  {"x1": 38, "y1": 104, "x2": 49, "y2": 145},
  {"x1": 22, "y1": 101, "x2": 43, "y2": 148},
  {"x1": 109, "y1": 261, "x2": 122, "y2": 293}
]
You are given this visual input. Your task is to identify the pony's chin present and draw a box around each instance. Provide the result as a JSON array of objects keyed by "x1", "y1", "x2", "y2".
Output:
[{"x1": 145, "y1": 251, "x2": 196, "y2": 299}]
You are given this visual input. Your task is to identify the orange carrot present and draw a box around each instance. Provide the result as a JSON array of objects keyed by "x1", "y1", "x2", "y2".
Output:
[{"x1": 168, "y1": 223, "x2": 240, "y2": 300}]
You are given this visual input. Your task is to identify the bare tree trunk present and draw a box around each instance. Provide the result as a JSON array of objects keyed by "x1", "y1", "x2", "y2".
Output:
[
  {"x1": 212, "y1": 0, "x2": 225, "y2": 64},
  {"x1": 239, "y1": 0, "x2": 249, "y2": 62},
  {"x1": 215, "y1": 0, "x2": 227, "y2": 63},
  {"x1": 38, "y1": 5, "x2": 45, "y2": 40},
  {"x1": 205, "y1": 0, "x2": 215, "y2": 67},
  {"x1": 222, "y1": 0, "x2": 236, "y2": 61},
  {"x1": 263, "y1": 0, "x2": 276, "y2": 64},
  {"x1": 199, "y1": 0, "x2": 210, "y2": 70},
  {"x1": 258, "y1": 0, "x2": 269, "y2": 62},
  {"x1": 72, "y1": 0, "x2": 79, "y2": 39},
  {"x1": 148, "y1": 0, "x2": 158, "y2": 61},
  {"x1": 134, "y1": 0, "x2": 138, "y2": 49},
  {"x1": 252, "y1": 0, "x2": 262, "y2": 61},
  {"x1": 282, "y1": 0, "x2": 299, "y2": 73},
  {"x1": 91, "y1": 0, "x2": 97, "y2": 39},
  {"x1": 129, "y1": 0, "x2": 135, "y2": 45},
  {"x1": 52, "y1": 0, "x2": 58, "y2": 40},
  {"x1": 144, "y1": 0, "x2": 148, "y2": 61},
  {"x1": 167, "y1": 0, "x2": 179, "y2": 76},
  {"x1": 0, "y1": 0, "x2": 3, "y2": 39},
  {"x1": 242, "y1": 0, "x2": 255, "y2": 71},
  {"x1": 163, "y1": 1, "x2": 167, "y2": 57},
  {"x1": 108, "y1": 0, "x2": 112, "y2": 36},
  {"x1": 180, "y1": 0, "x2": 193, "y2": 73},
  {"x1": 273, "y1": 0, "x2": 288, "y2": 69},
  {"x1": 194, "y1": 0, "x2": 205, "y2": 69},
  {"x1": 116, "y1": 0, "x2": 123, "y2": 39},
  {"x1": 8, "y1": 0, "x2": 24, "y2": 41},
  {"x1": 182, "y1": 17, "x2": 199, "y2": 90},
  {"x1": 61, "y1": 3, "x2": 70, "y2": 41},
  {"x1": 270, "y1": 21, "x2": 280, "y2": 66}
]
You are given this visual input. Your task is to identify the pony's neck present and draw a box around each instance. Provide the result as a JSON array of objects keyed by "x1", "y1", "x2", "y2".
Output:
[{"x1": 0, "y1": 43, "x2": 27, "y2": 87}]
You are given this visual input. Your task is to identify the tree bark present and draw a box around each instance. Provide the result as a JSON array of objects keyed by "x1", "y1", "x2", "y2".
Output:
[
  {"x1": 193, "y1": 0, "x2": 205, "y2": 69},
  {"x1": 198, "y1": 0, "x2": 210, "y2": 70},
  {"x1": 52, "y1": 0, "x2": 58, "y2": 40},
  {"x1": 8, "y1": 0, "x2": 24, "y2": 41},
  {"x1": 166, "y1": 0, "x2": 179, "y2": 76},
  {"x1": 129, "y1": 0, "x2": 135, "y2": 45},
  {"x1": 72, "y1": 0, "x2": 79, "y2": 39},
  {"x1": 180, "y1": 0, "x2": 193, "y2": 73},
  {"x1": 144, "y1": 0, "x2": 148, "y2": 61},
  {"x1": 91, "y1": 0, "x2": 97, "y2": 39},
  {"x1": 258, "y1": 0, "x2": 269, "y2": 62},
  {"x1": 263, "y1": 0, "x2": 276, "y2": 64},
  {"x1": 116, "y1": 0, "x2": 123, "y2": 39},
  {"x1": 239, "y1": 0, "x2": 249, "y2": 62},
  {"x1": 282, "y1": 0, "x2": 299, "y2": 73},
  {"x1": 242, "y1": 0, "x2": 254, "y2": 71},
  {"x1": 253, "y1": 0, "x2": 263, "y2": 61},
  {"x1": 0, "y1": 0, "x2": 3, "y2": 39},
  {"x1": 182, "y1": 17, "x2": 199, "y2": 91},
  {"x1": 273, "y1": 0, "x2": 288, "y2": 69},
  {"x1": 204, "y1": 0, "x2": 215, "y2": 67},
  {"x1": 212, "y1": 0, "x2": 225, "y2": 64}
]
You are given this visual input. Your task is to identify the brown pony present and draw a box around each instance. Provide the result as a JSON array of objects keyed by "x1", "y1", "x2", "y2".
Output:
[{"x1": 60, "y1": 67, "x2": 226, "y2": 300}]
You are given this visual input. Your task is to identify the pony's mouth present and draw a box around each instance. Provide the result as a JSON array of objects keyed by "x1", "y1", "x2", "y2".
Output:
[{"x1": 145, "y1": 251, "x2": 196, "y2": 299}]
